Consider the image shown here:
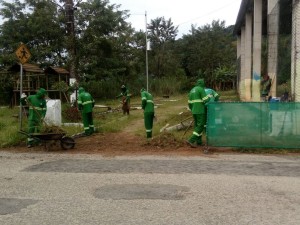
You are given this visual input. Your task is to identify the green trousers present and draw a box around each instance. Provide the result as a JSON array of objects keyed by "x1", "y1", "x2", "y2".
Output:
[
  {"x1": 82, "y1": 112, "x2": 94, "y2": 135},
  {"x1": 28, "y1": 119, "x2": 41, "y2": 145},
  {"x1": 144, "y1": 112, "x2": 154, "y2": 138},
  {"x1": 188, "y1": 113, "x2": 205, "y2": 145}
]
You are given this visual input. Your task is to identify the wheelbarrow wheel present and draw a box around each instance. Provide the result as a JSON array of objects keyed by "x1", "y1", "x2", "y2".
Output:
[{"x1": 60, "y1": 136, "x2": 75, "y2": 150}]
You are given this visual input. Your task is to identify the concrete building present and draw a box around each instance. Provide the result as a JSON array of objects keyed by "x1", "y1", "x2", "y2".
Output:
[{"x1": 234, "y1": 0, "x2": 300, "y2": 101}]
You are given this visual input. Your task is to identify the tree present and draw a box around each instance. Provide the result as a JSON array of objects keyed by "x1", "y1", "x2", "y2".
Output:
[
  {"x1": 0, "y1": 0, "x2": 138, "y2": 83},
  {"x1": 0, "y1": 0, "x2": 67, "y2": 68},
  {"x1": 178, "y1": 20, "x2": 236, "y2": 88},
  {"x1": 147, "y1": 17, "x2": 179, "y2": 77},
  {"x1": 0, "y1": 0, "x2": 28, "y2": 67},
  {"x1": 74, "y1": 0, "x2": 136, "y2": 82}
]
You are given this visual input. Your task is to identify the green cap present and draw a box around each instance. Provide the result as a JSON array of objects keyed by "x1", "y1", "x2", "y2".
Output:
[
  {"x1": 36, "y1": 88, "x2": 47, "y2": 98},
  {"x1": 78, "y1": 87, "x2": 85, "y2": 94}
]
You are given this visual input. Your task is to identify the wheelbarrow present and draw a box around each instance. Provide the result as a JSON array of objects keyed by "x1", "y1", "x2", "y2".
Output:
[{"x1": 19, "y1": 130, "x2": 75, "y2": 151}]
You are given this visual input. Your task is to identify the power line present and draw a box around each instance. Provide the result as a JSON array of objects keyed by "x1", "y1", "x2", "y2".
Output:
[{"x1": 177, "y1": 0, "x2": 240, "y2": 26}]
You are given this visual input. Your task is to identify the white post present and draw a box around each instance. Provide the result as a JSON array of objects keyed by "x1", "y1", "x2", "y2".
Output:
[
  {"x1": 19, "y1": 63, "x2": 23, "y2": 130},
  {"x1": 69, "y1": 78, "x2": 77, "y2": 105}
]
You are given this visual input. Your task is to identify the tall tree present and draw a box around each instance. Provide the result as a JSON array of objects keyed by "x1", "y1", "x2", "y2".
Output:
[
  {"x1": 0, "y1": 0, "x2": 28, "y2": 67},
  {"x1": 0, "y1": 0, "x2": 66, "y2": 67},
  {"x1": 74, "y1": 0, "x2": 135, "y2": 81},
  {"x1": 147, "y1": 17, "x2": 179, "y2": 77},
  {"x1": 178, "y1": 20, "x2": 236, "y2": 88}
]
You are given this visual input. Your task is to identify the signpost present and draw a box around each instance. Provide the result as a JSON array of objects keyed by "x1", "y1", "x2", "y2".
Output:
[{"x1": 15, "y1": 43, "x2": 31, "y2": 130}]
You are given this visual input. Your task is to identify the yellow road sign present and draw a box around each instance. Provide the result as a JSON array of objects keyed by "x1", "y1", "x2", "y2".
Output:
[{"x1": 15, "y1": 44, "x2": 31, "y2": 64}]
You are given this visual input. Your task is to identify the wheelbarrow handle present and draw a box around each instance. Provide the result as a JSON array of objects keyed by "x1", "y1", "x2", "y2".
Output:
[
  {"x1": 18, "y1": 130, "x2": 31, "y2": 137},
  {"x1": 18, "y1": 130, "x2": 40, "y2": 143}
]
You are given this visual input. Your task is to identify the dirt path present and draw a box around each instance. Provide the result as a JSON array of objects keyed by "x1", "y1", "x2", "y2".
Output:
[{"x1": 3, "y1": 131, "x2": 235, "y2": 157}]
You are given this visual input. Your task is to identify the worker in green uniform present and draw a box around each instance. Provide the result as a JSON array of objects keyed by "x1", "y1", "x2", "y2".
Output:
[
  {"x1": 77, "y1": 87, "x2": 95, "y2": 135},
  {"x1": 186, "y1": 79, "x2": 210, "y2": 148},
  {"x1": 204, "y1": 88, "x2": 220, "y2": 126},
  {"x1": 116, "y1": 84, "x2": 131, "y2": 115},
  {"x1": 205, "y1": 88, "x2": 219, "y2": 103},
  {"x1": 261, "y1": 75, "x2": 272, "y2": 101},
  {"x1": 20, "y1": 88, "x2": 47, "y2": 148},
  {"x1": 141, "y1": 88, "x2": 155, "y2": 139}
]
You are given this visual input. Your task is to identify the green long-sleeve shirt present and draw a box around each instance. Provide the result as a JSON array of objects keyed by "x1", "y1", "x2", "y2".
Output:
[
  {"x1": 141, "y1": 90, "x2": 154, "y2": 113},
  {"x1": 205, "y1": 88, "x2": 220, "y2": 103},
  {"x1": 188, "y1": 79, "x2": 210, "y2": 114},
  {"x1": 78, "y1": 91, "x2": 94, "y2": 113},
  {"x1": 116, "y1": 89, "x2": 131, "y2": 103},
  {"x1": 27, "y1": 94, "x2": 47, "y2": 121}
]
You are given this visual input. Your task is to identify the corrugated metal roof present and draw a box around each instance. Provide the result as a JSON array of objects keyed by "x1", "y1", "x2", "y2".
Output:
[{"x1": 45, "y1": 66, "x2": 70, "y2": 75}]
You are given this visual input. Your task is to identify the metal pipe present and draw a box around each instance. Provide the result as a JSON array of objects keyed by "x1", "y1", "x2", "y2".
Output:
[{"x1": 19, "y1": 63, "x2": 23, "y2": 130}]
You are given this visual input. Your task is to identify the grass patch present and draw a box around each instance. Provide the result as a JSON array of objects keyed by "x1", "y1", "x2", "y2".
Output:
[
  {"x1": 1, "y1": 91, "x2": 299, "y2": 154},
  {"x1": 219, "y1": 90, "x2": 240, "y2": 102},
  {"x1": 0, "y1": 107, "x2": 24, "y2": 147}
]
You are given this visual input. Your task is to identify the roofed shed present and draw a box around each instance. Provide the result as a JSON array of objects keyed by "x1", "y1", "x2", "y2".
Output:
[
  {"x1": 44, "y1": 66, "x2": 70, "y2": 101},
  {"x1": 8, "y1": 63, "x2": 45, "y2": 105}
]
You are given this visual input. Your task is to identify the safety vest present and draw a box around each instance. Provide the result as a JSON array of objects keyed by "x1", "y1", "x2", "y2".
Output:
[
  {"x1": 188, "y1": 86, "x2": 209, "y2": 114},
  {"x1": 78, "y1": 92, "x2": 94, "y2": 113}
]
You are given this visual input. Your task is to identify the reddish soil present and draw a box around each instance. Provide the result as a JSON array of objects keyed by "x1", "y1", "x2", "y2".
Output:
[{"x1": 5, "y1": 132, "x2": 234, "y2": 157}]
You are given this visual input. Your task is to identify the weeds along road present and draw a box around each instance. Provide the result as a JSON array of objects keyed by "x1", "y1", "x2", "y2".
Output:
[{"x1": 0, "y1": 151, "x2": 299, "y2": 225}]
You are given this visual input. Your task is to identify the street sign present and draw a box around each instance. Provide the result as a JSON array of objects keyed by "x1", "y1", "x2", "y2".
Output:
[{"x1": 15, "y1": 44, "x2": 31, "y2": 64}]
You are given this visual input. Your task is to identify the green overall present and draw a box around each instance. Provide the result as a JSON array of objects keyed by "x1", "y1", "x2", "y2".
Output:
[
  {"x1": 77, "y1": 87, "x2": 95, "y2": 135},
  {"x1": 21, "y1": 88, "x2": 47, "y2": 146},
  {"x1": 188, "y1": 79, "x2": 210, "y2": 145},
  {"x1": 141, "y1": 89, "x2": 155, "y2": 138},
  {"x1": 204, "y1": 88, "x2": 220, "y2": 126}
]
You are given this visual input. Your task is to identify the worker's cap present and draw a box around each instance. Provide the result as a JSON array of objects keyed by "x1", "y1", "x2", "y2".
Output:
[
  {"x1": 121, "y1": 85, "x2": 126, "y2": 89},
  {"x1": 36, "y1": 88, "x2": 47, "y2": 98},
  {"x1": 140, "y1": 88, "x2": 146, "y2": 92},
  {"x1": 196, "y1": 79, "x2": 205, "y2": 87},
  {"x1": 78, "y1": 87, "x2": 85, "y2": 94}
]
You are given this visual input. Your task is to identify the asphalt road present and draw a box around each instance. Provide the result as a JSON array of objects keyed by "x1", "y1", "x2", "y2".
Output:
[{"x1": 0, "y1": 151, "x2": 299, "y2": 225}]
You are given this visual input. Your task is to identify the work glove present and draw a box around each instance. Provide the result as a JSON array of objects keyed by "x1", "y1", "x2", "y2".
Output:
[{"x1": 20, "y1": 93, "x2": 27, "y2": 105}]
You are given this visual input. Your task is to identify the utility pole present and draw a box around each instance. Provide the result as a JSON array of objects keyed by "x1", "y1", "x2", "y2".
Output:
[
  {"x1": 145, "y1": 11, "x2": 149, "y2": 91},
  {"x1": 65, "y1": 0, "x2": 77, "y2": 80},
  {"x1": 64, "y1": 0, "x2": 78, "y2": 105}
]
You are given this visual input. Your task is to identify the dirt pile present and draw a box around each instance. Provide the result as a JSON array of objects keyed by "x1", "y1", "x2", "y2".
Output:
[{"x1": 148, "y1": 133, "x2": 184, "y2": 149}]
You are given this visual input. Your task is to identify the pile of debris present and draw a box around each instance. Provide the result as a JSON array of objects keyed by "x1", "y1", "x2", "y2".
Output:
[
  {"x1": 41, "y1": 125, "x2": 65, "y2": 134},
  {"x1": 149, "y1": 133, "x2": 184, "y2": 149}
]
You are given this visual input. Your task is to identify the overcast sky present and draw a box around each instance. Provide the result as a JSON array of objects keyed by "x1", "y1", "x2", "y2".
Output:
[
  {"x1": 110, "y1": 0, "x2": 242, "y2": 37},
  {"x1": 0, "y1": 0, "x2": 242, "y2": 38}
]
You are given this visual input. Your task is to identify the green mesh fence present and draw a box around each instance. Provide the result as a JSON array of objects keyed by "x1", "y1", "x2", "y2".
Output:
[{"x1": 207, "y1": 102, "x2": 300, "y2": 149}]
